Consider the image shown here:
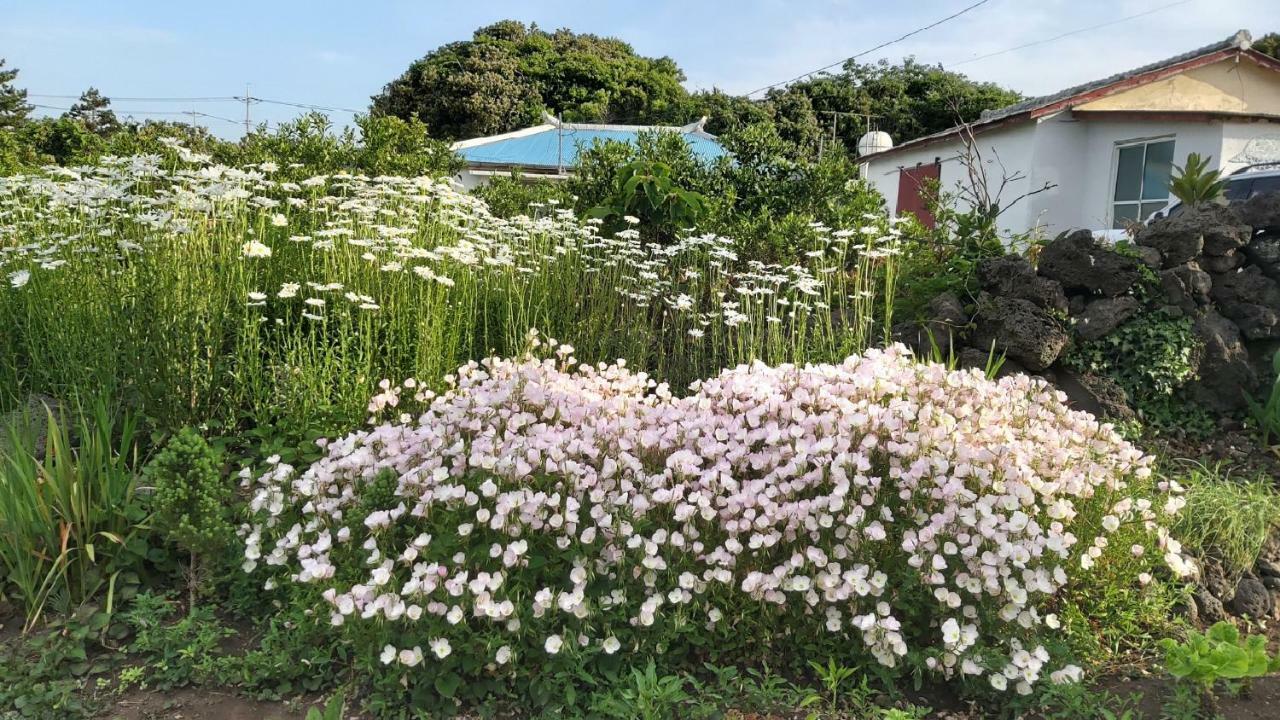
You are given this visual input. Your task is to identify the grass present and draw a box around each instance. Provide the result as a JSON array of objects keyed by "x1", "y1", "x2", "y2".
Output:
[
  {"x1": 0, "y1": 396, "x2": 144, "y2": 630},
  {"x1": 0, "y1": 153, "x2": 901, "y2": 444},
  {"x1": 1171, "y1": 461, "x2": 1280, "y2": 579}
]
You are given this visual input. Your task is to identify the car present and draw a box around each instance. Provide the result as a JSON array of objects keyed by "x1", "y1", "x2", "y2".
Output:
[{"x1": 1153, "y1": 161, "x2": 1280, "y2": 221}]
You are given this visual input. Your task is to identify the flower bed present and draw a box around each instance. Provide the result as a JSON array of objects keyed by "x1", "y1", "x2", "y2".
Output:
[{"x1": 242, "y1": 340, "x2": 1194, "y2": 707}]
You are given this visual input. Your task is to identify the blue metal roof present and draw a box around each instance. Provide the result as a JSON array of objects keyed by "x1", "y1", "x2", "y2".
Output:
[{"x1": 456, "y1": 124, "x2": 728, "y2": 169}]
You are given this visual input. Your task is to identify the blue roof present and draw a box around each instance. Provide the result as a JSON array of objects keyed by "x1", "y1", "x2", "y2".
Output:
[{"x1": 454, "y1": 122, "x2": 728, "y2": 170}]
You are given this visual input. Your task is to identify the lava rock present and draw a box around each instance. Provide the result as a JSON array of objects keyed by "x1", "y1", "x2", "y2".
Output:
[
  {"x1": 969, "y1": 296, "x2": 1069, "y2": 371},
  {"x1": 1193, "y1": 586, "x2": 1228, "y2": 624},
  {"x1": 1074, "y1": 296, "x2": 1141, "y2": 341},
  {"x1": 892, "y1": 292, "x2": 969, "y2": 356},
  {"x1": 1134, "y1": 245, "x2": 1163, "y2": 270},
  {"x1": 1173, "y1": 262, "x2": 1212, "y2": 303},
  {"x1": 1137, "y1": 214, "x2": 1204, "y2": 267},
  {"x1": 1188, "y1": 311, "x2": 1259, "y2": 414},
  {"x1": 1199, "y1": 251, "x2": 1245, "y2": 274},
  {"x1": 1229, "y1": 575, "x2": 1274, "y2": 618},
  {"x1": 977, "y1": 255, "x2": 1069, "y2": 313},
  {"x1": 1258, "y1": 559, "x2": 1280, "y2": 579},
  {"x1": 1160, "y1": 268, "x2": 1198, "y2": 314},
  {"x1": 1239, "y1": 191, "x2": 1280, "y2": 232},
  {"x1": 1039, "y1": 230, "x2": 1140, "y2": 297},
  {"x1": 1244, "y1": 231, "x2": 1280, "y2": 280},
  {"x1": 1054, "y1": 370, "x2": 1136, "y2": 421},
  {"x1": 1197, "y1": 204, "x2": 1254, "y2": 255},
  {"x1": 1210, "y1": 265, "x2": 1280, "y2": 339}
]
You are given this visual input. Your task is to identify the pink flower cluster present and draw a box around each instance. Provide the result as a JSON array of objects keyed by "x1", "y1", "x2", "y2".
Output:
[{"x1": 243, "y1": 341, "x2": 1191, "y2": 692}]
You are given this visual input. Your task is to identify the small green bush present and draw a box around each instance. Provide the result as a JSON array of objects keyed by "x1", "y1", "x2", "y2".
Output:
[
  {"x1": 143, "y1": 428, "x2": 232, "y2": 596},
  {"x1": 1064, "y1": 309, "x2": 1207, "y2": 431},
  {"x1": 1160, "y1": 621, "x2": 1278, "y2": 691}
]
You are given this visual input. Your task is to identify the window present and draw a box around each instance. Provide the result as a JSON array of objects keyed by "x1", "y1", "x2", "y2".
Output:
[
  {"x1": 1248, "y1": 176, "x2": 1280, "y2": 199},
  {"x1": 1112, "y1": 138, "x2": 1174, "y2": 228}
]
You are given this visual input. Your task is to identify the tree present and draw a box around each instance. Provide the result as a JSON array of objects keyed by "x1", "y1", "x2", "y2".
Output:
[
  {"x1": 65, "y1": 87, "x2": 119, "y2": 136},
  {"x1": 1256, "y1": 32, "x2": 1280, "y2": 60},
  {"x1": 0, "y1": 58, "x2": 32, "y2": 129},
  {"x1": 372, "y1": 21, "x2": 693, "y2": 140},
  {"x1": 777, "y1": 57, "x2": 1021, "y2": 155}
]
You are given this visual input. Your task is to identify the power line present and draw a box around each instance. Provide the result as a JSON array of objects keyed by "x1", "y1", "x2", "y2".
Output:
[
  {"x1": 743, "y1": 0, "x2": 992, "y2": 97},
  {"x1": 252, "y1": 97, "x2": 363, "y2": 114},
  {"x1": 30, "y1": 92, "x2": 364, "y2": 115},
  {"x1": 29, "y1": 103, "x2": 243, "y2": 125},
  {"x1": 944, "y1": 0, "x2": 1196, "y2": 67},
  {"x1": 29, "y1": 93, "x2": 238, "y2": 102}
]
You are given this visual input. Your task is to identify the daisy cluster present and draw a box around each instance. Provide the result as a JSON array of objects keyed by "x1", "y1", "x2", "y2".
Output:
[{"x1": 243, "y1": 339, "x2": 1192, "y2": 693}]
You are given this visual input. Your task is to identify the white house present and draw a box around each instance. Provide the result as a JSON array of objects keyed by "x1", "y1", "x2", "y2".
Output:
[
  {"x1": 859, "y1": 30, "x2": 1280, "y2": 236},
  {"x1": 450, "y1": 114, "x2": 727, "y2": 190}
]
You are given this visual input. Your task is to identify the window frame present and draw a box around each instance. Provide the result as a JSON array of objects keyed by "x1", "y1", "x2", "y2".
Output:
[{"x1": 1110, "y1": 136, "x2": 1176, "y2": 228}]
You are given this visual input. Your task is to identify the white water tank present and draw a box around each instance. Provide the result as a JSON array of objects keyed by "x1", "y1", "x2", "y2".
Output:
[{"x1": 857, "y1": 130, "x2": 893, "y2": 157}]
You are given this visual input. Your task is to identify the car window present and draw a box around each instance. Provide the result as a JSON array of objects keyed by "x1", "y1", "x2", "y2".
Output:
[
  {"x1": 1248, "y1": 176, "x2": 1280, "y2": 198},
  {"x1": 1224, "y1": 177, "x2": 1253, "y2": 202}
]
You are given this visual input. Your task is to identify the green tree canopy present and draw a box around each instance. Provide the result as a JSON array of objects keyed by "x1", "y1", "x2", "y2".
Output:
[
  {"x1": 764, "y1": 57, "x2": 1021, "y2": 157},
  {"x1": 0, "y1": 58, "x2": 32, "y2": 129},
  {"x1": 64, "y1": 87, "x2": 120, "y2": 136},
  {"x1": 371, "y1": 20, "x2": 694, "y2": 140},
  {"x1": 1256, "y1": 32, "x2": 1280, "y2": 60}
]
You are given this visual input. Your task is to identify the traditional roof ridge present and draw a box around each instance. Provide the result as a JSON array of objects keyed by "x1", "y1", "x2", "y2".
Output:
[{"x1": 860, "y1": 29, "x2": 1277, "y2": 163}]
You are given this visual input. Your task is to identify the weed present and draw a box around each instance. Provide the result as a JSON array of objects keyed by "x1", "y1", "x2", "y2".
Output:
[{"x1": 1171, "y1": 462, "x2": 1280, "y2": 579}]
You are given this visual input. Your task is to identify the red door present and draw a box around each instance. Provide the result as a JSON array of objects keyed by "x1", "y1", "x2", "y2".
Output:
[{"x1": 896, "y1": 162, "x2": 940, "y2": 229}]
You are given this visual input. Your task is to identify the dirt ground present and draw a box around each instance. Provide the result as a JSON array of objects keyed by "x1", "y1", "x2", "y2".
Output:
[
  {"x1": 91, "y1": 677, "x2": 1280, "y2": 720},
  {"x1": 100, "y1": 687, "x2": 318, "y2": 720}
]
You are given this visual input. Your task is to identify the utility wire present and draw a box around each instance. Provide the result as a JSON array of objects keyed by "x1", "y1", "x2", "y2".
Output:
[
  {"x1": 743, "y1": 0, "x2": 992, "y2": 97},
  {"x1": 30, "y1": 103, "x2": 243, "y2": 125},
  {"x1": 30, "y1": 93, "x2": 239, "y2": 102},
  {"x1": 945, "y1": 0, "x2": 1196, "y2": 67},
  {"x1": 251, "y1": 97, "x2": 363, "y2": 114}
]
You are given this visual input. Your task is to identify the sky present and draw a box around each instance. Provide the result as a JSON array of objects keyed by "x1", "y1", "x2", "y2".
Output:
[{"x1": 1, "y1": 0, "x2": 1274, "y2": 139}]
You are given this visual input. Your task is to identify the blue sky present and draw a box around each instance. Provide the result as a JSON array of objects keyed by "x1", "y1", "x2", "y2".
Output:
[{"x1": 1, "y1": 0, "x2": 1273, "y2": 138}]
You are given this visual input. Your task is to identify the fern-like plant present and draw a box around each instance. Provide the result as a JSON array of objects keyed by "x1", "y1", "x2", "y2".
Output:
[{"x1": 1169, "y1": 153, "x2": 1227, "y2": 208}]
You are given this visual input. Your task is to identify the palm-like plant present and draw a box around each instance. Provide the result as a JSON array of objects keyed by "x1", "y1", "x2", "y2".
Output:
[{"x1": 1169, "y1": 153, "x2": 1227, "y2": 208}]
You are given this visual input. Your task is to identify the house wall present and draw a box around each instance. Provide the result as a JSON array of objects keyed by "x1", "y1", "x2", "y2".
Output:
[
  {"x1": 1023, "y1": 112, "x2": 1088, "y2": 235},
  {"x1": 864, "y1": 114, "x2": 1241, "y2": 234},
  {"x1": 1075, "y1": 116, "x2": 1225, "y2": 229},
  {"x1": 862, "y1": 122, "x2": 1038, "y2": 236},
  {"x1": 1075, "y1": 58, "x2": 1280, "y2": 116}
]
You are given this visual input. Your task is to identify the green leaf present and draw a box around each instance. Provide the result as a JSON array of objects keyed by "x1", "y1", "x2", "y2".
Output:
[{"x1": 434, "y1": 671, "x2": 461, "y2": 698}]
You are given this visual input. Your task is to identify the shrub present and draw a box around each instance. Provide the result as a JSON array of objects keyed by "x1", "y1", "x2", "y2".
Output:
[
  {"x1": 1064, "y1": 310, "x2": 1205, "y2": 430},
  {"x1": 471, "y1": 173, "x2": 575, "y2": 219},
  {"x1": 143, "y1": 428, "x2": 233, "y2": 598},
  {"x1": 243, "y1": 343, "x2": 1193, "y2": 712}
]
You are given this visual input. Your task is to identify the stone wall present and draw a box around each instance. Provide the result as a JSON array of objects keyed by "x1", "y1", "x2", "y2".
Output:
[{"x1": 900, "y1": 191, "x2": 1280, "y2": 422}]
